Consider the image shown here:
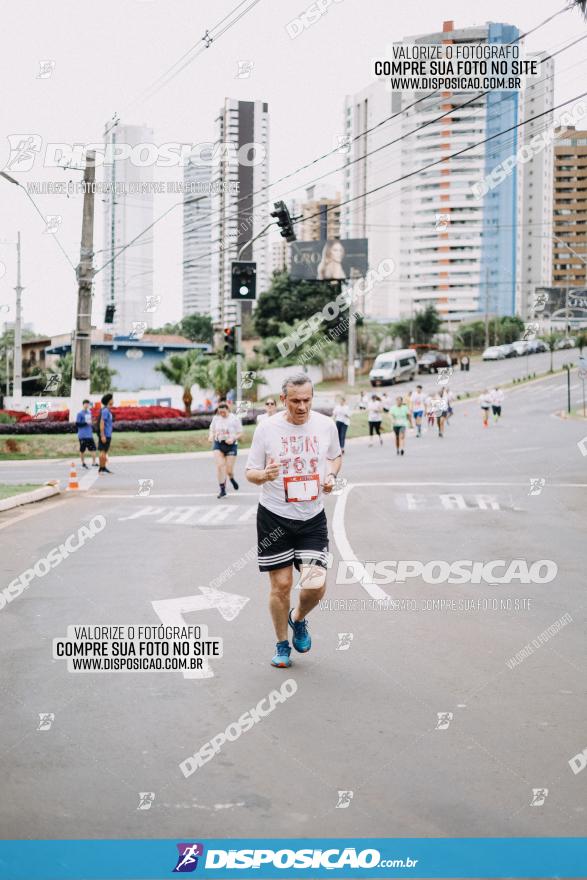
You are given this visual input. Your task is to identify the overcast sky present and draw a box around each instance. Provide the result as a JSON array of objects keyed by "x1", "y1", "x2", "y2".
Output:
[{"x1": 0, "y1": 0, "x2": 585, "y2": 335}]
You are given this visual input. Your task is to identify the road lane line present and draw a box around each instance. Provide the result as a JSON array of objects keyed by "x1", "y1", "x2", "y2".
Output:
[
  {"x1": 332, "y1": 485, "x2": 389, "y2": 602},
  {"x1": 86, "y1": 492, "x2": 260, "y2": 498},
  {"x1": 0, "y1": 499, "x2": 68, "y2": 531}
]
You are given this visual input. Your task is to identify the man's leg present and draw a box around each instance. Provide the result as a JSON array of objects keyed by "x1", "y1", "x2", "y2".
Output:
[
  {"x1": 293, "y1": 565, "x2": 326, "y2": 621},
  {"x1": 269, "y1": 566, "x2": 294, "y2": 642}
]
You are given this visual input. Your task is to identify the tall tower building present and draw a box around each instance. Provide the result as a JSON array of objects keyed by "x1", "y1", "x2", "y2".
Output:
[
  {"x1": 341, "y1": 21, "x2": 556, "y2": 324},
  {"x1": 519, "y1": 52, "x2": 555, "y2": 318},
  {"x1": 101, "y1": 122, "x2": 155, "y2": 335},
  {"x1": 552, "y1": 127, "x2": 587, "y2": 289},
  {"x1": 299, "y1": 186, "x2": 341, "y2": 241},
  {"x1": 182, "y1": 161, "x2": 212, "y2": 316},
  {"x1": 210, "y1": 99, "x2": 270, "y2": 327}
]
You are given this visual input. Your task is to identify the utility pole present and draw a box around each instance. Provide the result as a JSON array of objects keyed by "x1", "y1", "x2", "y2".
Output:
[
  {"x1": 13, "y1": 231, "x2": 23, "y2": 405},
  {"x1": 347, "y1": 280, "x2": 358, "y2": 387},
  {"x1": 70, "y1": 151, "x2": 96, "y2": 419},
  {"x1": 484, "y1": 266, "x2": 490, "y2": 350}
]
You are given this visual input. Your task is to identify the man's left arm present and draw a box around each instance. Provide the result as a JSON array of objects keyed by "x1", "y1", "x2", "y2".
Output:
[{"x1": 322, "y1": 422, "x2": 342, "y2": 493}]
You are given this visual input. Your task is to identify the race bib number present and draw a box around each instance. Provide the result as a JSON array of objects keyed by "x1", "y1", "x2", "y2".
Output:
[{"x1": 283, "y1": 474, "x2": 320, "y2": 502}]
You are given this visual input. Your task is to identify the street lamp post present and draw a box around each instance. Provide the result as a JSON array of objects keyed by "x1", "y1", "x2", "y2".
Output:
[{"x1": 13, "y1": 231, "x2": 23, "y2": 405}]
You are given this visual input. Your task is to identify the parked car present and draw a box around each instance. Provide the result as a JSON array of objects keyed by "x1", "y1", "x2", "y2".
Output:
[
  {"x1": 555, "y1": 337, "x2": 576, "y2": 350},
  {"x1": 499, "y1": 343, "x2": 517, "y2": 358},
  {"x1": 528, "y1": 339, "x2": 547, "y2": 353},
  {"x1": 417, "y1": 351, "x2": 456, "y2": 373},
  {"x1": 482, "y1": 346, "x2": 505, "y2": 360},
  {"x1": 512, "y1": 340, "x2": 530, "y2": 356},
  {"x1": 369, "y1": 348, "x2": 418, "y2": 386}
]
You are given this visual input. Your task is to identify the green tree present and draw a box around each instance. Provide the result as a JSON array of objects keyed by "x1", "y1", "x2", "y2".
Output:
[
  {"x1": 253, "y1": 271, "x2": 346, "y2": 340},
  {"x1": 45, "y1": 354, "x2": 117, "y2": 396},
  {"x1": 413, "y1": 305, "x2": 441, "y2": 343},
  {"x1": 543, "y1": 333, "x2": 560, "y2": 374},
  {"x1": 575, "y1": 332, "x2": 587, "y2": 353},
  {"x1": 155, "y1": 349, "x2": 209, "y2": 414},
  {"x1": 390, "y1": 320, "x2": 412, "y2": 349},
  {"x1": 455, "y1": 321, "x2": 486, "y2": 350},
  {"x1": 178, "y1": 314, "x2": 214, "y2": 344}
]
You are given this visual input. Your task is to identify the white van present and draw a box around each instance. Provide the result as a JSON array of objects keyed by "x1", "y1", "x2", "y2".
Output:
[{"x1": 369, "y1": 348, "x2": 418, "y2": 386}]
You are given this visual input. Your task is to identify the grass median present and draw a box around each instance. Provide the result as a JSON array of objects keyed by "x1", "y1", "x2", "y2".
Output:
[
  {"x1": 0, "y1": 413, "x2": 392, "y2": 461},
  {"x1": 0, "y1": 483, "x2": 43, "y2": 499}
]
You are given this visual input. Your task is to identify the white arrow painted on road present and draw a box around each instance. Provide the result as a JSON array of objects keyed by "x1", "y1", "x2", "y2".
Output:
[{"x1": 151, "y1": 587, "x2": 249, "y2": 679}]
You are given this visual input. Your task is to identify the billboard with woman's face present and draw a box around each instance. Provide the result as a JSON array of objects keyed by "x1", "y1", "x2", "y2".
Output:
[{"x1": 290, "y1": 239, "x2": 368, "y2": 280}]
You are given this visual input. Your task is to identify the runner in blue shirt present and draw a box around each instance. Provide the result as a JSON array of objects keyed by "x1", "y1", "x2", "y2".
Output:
[
  {"x1": 75, "y1": 399, "x2": 97, "y2": 469},
  {"x1": 98, "y1": 392, "x2": 114, "y2": 474}
]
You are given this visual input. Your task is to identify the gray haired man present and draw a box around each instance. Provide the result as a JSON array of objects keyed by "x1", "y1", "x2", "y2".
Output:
[{"x1": 246, "y1": 373, "x2": 342, "y2": 667}]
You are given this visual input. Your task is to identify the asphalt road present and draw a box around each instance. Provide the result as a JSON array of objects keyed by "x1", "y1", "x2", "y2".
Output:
[{"x1": 0, "y1": 371, "x2": 586, "y2": 845}]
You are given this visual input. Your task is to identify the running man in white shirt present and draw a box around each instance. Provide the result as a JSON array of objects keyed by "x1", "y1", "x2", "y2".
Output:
[
  {"x1": 246, "y1": 373, "x2": 342, "y2": 668},
  {"x1": 490, "y1": 386, "x2": 504, "y2": 422},
  {"x1": 208, "y1": 402, "x2": 243, "y2": 498},
  {"x1": 479, "y1": 389, "x2": 492, "y2": 428},
  {"x1": 410, "y1": 385, "x2": 425, "y2": 438}
]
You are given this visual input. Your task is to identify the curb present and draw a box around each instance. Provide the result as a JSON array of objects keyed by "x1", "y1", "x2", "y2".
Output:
[{"x1": 0, "y1": 483, "x2": 61, "y2": 512}]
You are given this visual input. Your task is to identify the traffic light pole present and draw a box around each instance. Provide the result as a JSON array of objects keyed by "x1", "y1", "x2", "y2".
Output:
[
  {"x1": 70, "y1": 151, "x2": 96, "y2": 420},
  {"x1": 235, "y1": 223, "x2": 272, "y2": 399}
]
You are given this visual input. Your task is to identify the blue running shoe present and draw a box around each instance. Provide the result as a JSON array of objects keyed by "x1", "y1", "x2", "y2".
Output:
[
  {"x1": 288, "y1": 609, "x2": 311, "y2": 653},
  {"x1": 271, "y1": 640, "x2": 292, "y2": 668}
]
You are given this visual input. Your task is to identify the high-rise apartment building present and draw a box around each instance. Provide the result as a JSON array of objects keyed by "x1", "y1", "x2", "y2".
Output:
[
  {"x1": 519, "y1": 52, "x2": 555, "y2": 318},
  {"x1": 210, "y1": 99, "x2": 270, "y2": 327},
  {"x1": 182, "y1": 161, "x2": 212, "y2": 317},
  {"x1": 343, "y1": 21, "x2": 552, "y2": 323},
  {"x1": 299, "y1": 186, "x2": 341, "y2": 241},
  {"x1": 552, "y1": 127, "x2": 587, "y2": 289},
  {"x1": 101, "y1": 122, "x2": 155, "y2": 335}
]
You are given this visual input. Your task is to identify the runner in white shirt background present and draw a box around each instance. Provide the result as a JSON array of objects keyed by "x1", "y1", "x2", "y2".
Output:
[
  {"x1": 208, "y1": 402, "x2": 243, "y2": 498},
  {"x1": 256, "y1": 397, "x2": 278, "y2": 424},
  {"x1": 490, "y1": 386, "x2": 504, "y2": 422},
  {"x1": 479, "y1": 389, "x2": 492, "y2": 428},
  {"x1": 246, "y1": 373, "x2": 342, "y2": 668},
  {"x1": 409, "y1": 385, "x2": 426, "y2": 438},
  {"x1": 367, "y1": 395, "x2": 384, "y2": 446},
  {"x1": 332, "y1": 395, "x2": 351, "y2": 454}
]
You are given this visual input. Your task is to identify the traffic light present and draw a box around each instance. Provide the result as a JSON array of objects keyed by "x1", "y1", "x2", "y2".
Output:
[
  {"x1": 231, "y1": 261, "x2": 257, "y2": 300},
  {"x1": 104, "y1": 303, "x2": 116, "y2": 324},
  {"x1": 271, "y1": 200, "x2": 296, "y2": 242},
  {"x1": 223, "y1": 326, "x2": 236, "y2": 355}
]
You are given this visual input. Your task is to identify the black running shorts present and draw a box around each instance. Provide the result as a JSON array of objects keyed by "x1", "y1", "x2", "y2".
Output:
[{"x1": 256, "y1": 504, "x2": 329, "y2": 572}]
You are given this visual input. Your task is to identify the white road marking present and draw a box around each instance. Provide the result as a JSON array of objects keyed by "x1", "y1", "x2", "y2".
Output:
[
  {"x1": 0, "y1": 499, "x2": 68, "y2": 531},
  {"x1": 87, "y1": 492, "x2": 259, "y2": 499},
  {"x1": 332, "y1": 486, "x2": 388, "y2": 603},
  {"x1": 118, "y1": 505, "x2": 257, "y2": 525},
  {"x1": 77, "y1": 469, "x2": 101, "y2": 491},
  {"x1": 151, "y1": 587, "x2": 249, "y2": 679},
  {"x1": 347, "y1": 481, "x2": 587, "y2": 488}
]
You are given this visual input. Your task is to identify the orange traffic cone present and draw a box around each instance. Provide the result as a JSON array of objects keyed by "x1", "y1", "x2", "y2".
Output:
[{"x1": 67, "y1": 462, "x2": 79, "y2": 490}]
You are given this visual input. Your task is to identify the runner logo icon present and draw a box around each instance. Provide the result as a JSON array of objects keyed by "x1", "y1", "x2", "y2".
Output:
[{"x1": 173, "y1": 843, "x2": 204, "y2": 872}]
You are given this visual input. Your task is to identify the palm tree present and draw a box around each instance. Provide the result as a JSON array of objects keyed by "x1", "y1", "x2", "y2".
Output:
[
  {"x1": 45, "y1": 354, "x2": 117, "y2": 396},
  {"x1": 543, "y1": 333, "x2": 559, "y2": 374},
  {"x1": 155, "y1": 349, "x2": 208, "y2": 415}
]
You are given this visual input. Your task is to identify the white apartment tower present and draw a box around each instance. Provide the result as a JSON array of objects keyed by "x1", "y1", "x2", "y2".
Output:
[
  {"x1": 182, "y1": 161, "x2": 212, "y2": 316},
  {"x1": 518, "y1": 52, "x2": 555, "y2": 318},
  {"x1": 342, "y1": 21, "x2": 552, "y2": 323},
  {"x1": 102, "y1": 122, "x2": 155, "y2": 335},
  {"x1": 210, "y1": 99, "x2": 270, "y2": 326}
]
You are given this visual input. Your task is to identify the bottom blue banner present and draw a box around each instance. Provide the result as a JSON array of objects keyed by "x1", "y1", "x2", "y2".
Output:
[{"x1": 0, "y1": 837, "x2": 585, "y2": 879}]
